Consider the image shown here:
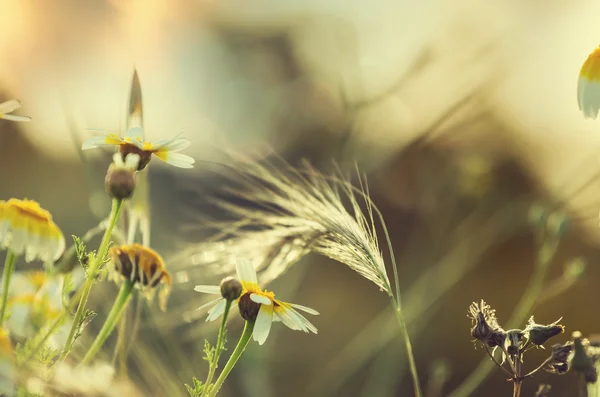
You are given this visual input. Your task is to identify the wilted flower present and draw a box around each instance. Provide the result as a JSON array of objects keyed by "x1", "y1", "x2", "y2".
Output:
[
  {"x1": 195, "y1": 260, "x2": 319, "y2": 345},
  {"x1": 579, "y1": 46, "x2": 600, "y2": 119},
  {"x1": 0, "y1": 199, "x2": 65, "y2": 263},
  {"x1": 82, "y1": 127, "x2": 195, "y2": 169},
  {"x1": 546, "y1": 341, "x2": 573, "y2": 375},
  {"x1": 109, "y1": 244, "x2": 172, "y2": 311},
  {"x1": 524, "y1": 316, "x2": 565, "y2": 347},
  {"x1": 0, "y1": 99, "x2": 31, "y2": 122},
  {"x1": 571, "y1": 331, "x2": 599, "y2": 384},
  {"x1": 468, "y1": 300, "x2": 506, "y2": 348},
  {"x1": 505, "y1": 329, "x2": 525, "y2": 355},
  {"x1": 105, "y1": 153, "x2": 140, "y2": 200}
]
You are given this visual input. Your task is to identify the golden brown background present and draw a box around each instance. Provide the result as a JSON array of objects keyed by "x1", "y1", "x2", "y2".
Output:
[{"x1": 1, "y1": 1, "x2": 600, "y2": 396}]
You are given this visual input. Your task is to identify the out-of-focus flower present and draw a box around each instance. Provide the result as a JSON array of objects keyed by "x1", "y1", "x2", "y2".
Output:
[
  {"x1": 26, "y1": 361, "x2": 142, "y2": 397},
  {"x1": 578, "y1": 46, "x2": 600, "y2": 119},
  {"x1": 82, "y1": 127, "x2": 195, "y2": 169},
  {"x1": 109, "y1": 244, "x2": 172, "y2": 311},
  {"x1": 3, "y1": 269, "x2": 83, "y2": 349},
  {"x1": 0, "y1": 328, "x2": 14, "y2": 397},
  {"x1": 0, "y1": 199, "x2": 65, "y2": 263},
  {"x1": 524, "y1": 316, "x2": 564, "y2": 347},
  {"x1": 0, "y1": 99, "x2": 31, "y2": 122},
  {"x1": 195, "y1": 260, "x2": 319, "y2": 345},
  {"x1": 105, "y1": 153, "x2": 140, "y2": 200}
]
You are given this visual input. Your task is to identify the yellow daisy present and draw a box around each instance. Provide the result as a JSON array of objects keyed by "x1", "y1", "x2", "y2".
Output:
[
  {"x1": 0, "y1": 99, "x2": 31, "y2": 122},
  {"x1": 578, "y1": 46, "x2": 600, "y2": 119},
  {"x1": 0, "y1": 199, "x2": 65, "y2": 263},
  {"x1": 195, "y1": 261, "x2": 319, "y2": 345},
  {"x1": 81, "y1": 127, "x2": 195, "y2": 169}
]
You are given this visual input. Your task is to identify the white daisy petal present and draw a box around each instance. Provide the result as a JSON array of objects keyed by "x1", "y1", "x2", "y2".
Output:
[
  {"x1": 194, "y1": 285, "x2": 221, "y2": 295},
  {"x1": 125, "y1": 127, "x2": 144, "y2": 140},
  {"x1": 10, "y1": 227, "x2": 27, "y2": 256},
  {"x1": 578, "y1": 78, "x2": 600, "y2": 119},
  {"x1": 206, "y1": 299, "x2": 227, "y2": 322},
  {"x1": 150, "y1": 133, "x2": 184, "y2": 150},
  {"x1": 250, "y1": 293, "x2": 271, "y2": 305},
  {"x1": 155, "y1": 152, "x2": 195, "y2": 168},
  {"x1": 24, "y1": 232, "x2": 40, "y2": 263},
  {"x1": 273, "y1": 309, "x2": 303, "y2": 331},
  {"x1": 197, "y1": 297, "x2": 223, "y2": 312},
  {"x1": 253, "y1": 305, "x2": 274, "y2": 345},
  {"x1": 81, "y1": 136, "x2": 120, "y2": 150},
  {"x1": 235, "y1": 260, "x2": 258, "y2": 285},
  {"x1": 0, "y1": 114, "x2": 31, "y2": 122},
  {"x1": 288, "y1": 307, "x2": 318, "y2": 334},
  {"x1": 162, "y1": 137, "x2": 191, "y2": 152},
  {"x1": 0, "y1": 99, "x2": 22, "y2": 114},
  {"x1": 290, "y1": 303, "x2": 320, "y2": 315}
]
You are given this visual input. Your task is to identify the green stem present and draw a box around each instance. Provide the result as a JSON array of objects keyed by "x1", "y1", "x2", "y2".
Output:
[
  {"x1": 201, "y1": 300, "x2": 232, "y2": 397},
  {"x1": 391, "y1": 298, "x2": 423, "y2": 397},
  {"x1": 0, "y1": 251, "x2": 17, "y2": 326},
  {"x1": 80, "y1": 280, "x2": 134, "y2": 365},
  {"x1": 208, "y1": 321, "x2": 255, "y2": 397},
  {"x1": 60, "y1": 199, "x2": 123, "y2": 360}
]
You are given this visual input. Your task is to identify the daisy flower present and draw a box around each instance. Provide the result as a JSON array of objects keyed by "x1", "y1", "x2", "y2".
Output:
[
  {"x1": 578, "y1": 46, "x2": 600, "y2": 119},
  {"x1": 0, "y1": 199, "x2": 65, "y2": 263},
  {"x1": 81, "y1": 127, "x2": 195, "y2": 169},
  {"x1": 0, "y1": 99, "x2": 31, "y2": 122},
  {"x1": 109, "y1": 243, "x2": 172, "y2": 311},
  {"x1": 194, "y1": 261, "x2": 319, "y2": 345}
]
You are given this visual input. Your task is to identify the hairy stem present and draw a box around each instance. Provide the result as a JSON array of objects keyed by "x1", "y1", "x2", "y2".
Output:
[
  {"x1": 81, "y1": 279, "x2": 134, "y2": 365},
  {"x1": 60, "y1": 199, "x2": 124, "y2": 360},
  {"x1": 208, "y1": 321, "x2": 254, "y2": 397},
  {"x1": 0, "y1": 251, "x2": 17, "y2": 326},
  {"x1": 201, "y1": 300, "x2": 232, "y2": 397}
]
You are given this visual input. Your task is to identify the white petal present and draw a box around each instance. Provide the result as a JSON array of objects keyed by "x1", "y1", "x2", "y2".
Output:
[
  {"x1": 81, "y1": 135, "x2": 118, "y2": 150},
  {"x1": 206, "y1": 299, "x2": 227, "y2": 322},
  {"x1": 197, "y1": 297, "x2": 223, "y2": 312},
  {"x1": 50, "y1": 235, "x2": 66, "y2": 263},
  {"x1": 10, "y1": 227, "x2": 27, "y2": 256},
  {"x1": 161, "y1": 137, "x2": 191, "y2": 152},
  {"x1": 253, "y1": 305, "x2": 273, "y2": 345},
  {"x1": 194, "y1": 285, "x2": 221, "y2": 295},
  {"x1": 578, "y1": 78, "x2": 600, "y2": 119},
  {"x1": 0, "y1": 114, "x2": 31, "y2": 122},
  {"x1": 288, "y1": 307, "x2": 318, "y2": 334},
  {"x1": 235, "y1": 260, "x2": 258, "y2": 285},
  {"x1": 273, "y1": 310, "x2": 303, "y2": 331},
  {"x1": 155, "y1": 152, "x2": 195, "y2": 168},
  {"x1": 7, "y1": 302, "x2": 32, "y2": 338},
  {"x1": 125, "y1": 127, "x2": 144, "y2": 139},
  {"x1": 150, "y1": 133, "x2": 185, "y2": 150},
  {"x1": 24, "y1": 231, "x2": 40, "y2": 263},
  {"x1": 290, "y1": 303, "x2": 320, "y2": 315},
  {"x1": 0, "y1": 99, "x2": 21, "y2": 114},
  {"x1": 250, "y1": 293, "x2": 272, "y2": 305}
]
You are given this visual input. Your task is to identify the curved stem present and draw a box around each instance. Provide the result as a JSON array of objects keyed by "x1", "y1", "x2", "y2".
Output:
[
  {"x1": 208, "y1": 321, "x2": 254, "y2": 397},
  {"x1": 201, "y1": 300, "x2": 232, "y2": 397},
  {"x1": 0, "y1": 251, "x2": 17, "y2": 326},
  {"x1": 390, "y1": 297, "x2": 422, "y2": 397},
  {"x1": 80, "y1": 280, "x2": 134, "y2": 365},
  {"x1": 60, "y1": 199, "x2": 123, "y2": 360}
]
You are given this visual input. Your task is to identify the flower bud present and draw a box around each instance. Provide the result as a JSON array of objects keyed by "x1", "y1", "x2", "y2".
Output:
[
  {"x1": 220, "y1": 277, "x2": 242, "y2": 301},
  {"x1": 505, "y1": 329, "x2": 525, "y2": 355},
  {"x1": 105, "y1": 153, "x2": 140, "y2": 200},
  {"x1": 525, "y1": 316, "x2": 565, "y2": 347}
]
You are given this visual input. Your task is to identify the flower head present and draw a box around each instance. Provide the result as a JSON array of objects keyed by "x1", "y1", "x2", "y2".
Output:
[
  {"x1": 109, "y1": 244, "x2": 172, "y2": 311},
  {"x1": 0, "y1": 199, "x2": 65, "y2": 262},
  {"x1": 195, "y1": 261, "x2": 319, "y2": 345},
  {"x1": 82, "y1": 127, "x2": 195, "y2": 169},
  {"x1": 468, "y1": 300, "x2": 506, "y2": 348},
  {"x1": 578, "y1": 46, "x2": 600, "y2": 119},
  {"x1": 524, "y1": 316, "x2": 564, "y2": 347},
  {"x1": 0, "y1": 99, "x2": 31, "y2": 122}
]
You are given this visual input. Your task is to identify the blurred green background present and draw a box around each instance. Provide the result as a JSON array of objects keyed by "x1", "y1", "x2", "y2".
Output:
[{"x1": 2, "y1": 1, "x2": 600, "y2": 396}]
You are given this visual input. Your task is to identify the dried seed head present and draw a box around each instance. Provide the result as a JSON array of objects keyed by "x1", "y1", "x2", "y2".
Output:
[
  {"x1": 534, "y1": 384, "x2": 552, "y2": 397},
  {"x1": 220, "y1": 277, "x2": 242, "y2": 301},
  {"x1": 238, "y1": 293, "x2": 260, "y2": 322},
  {"x1": 468, "y1": 300, "x2": 504, "y2": 347},
  {"x1": 551, "y1": 342, "x2": 573, "y2": 364},
  {"x1": 505, "y1": 329, "x2": 525, "y2": 355},
  {"x1": 105, "y1": 153, "x2": 139, "y2": 200},
  {"x1": 525, "y1": 316, "x2": 565, "y2": 347}
]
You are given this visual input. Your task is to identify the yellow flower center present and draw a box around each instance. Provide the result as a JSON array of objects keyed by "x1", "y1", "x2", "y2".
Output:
[
  {"x1": 580, "y1": 46, "x2": 600, "y2": 81},
  {"x1": 0, "y1": 198, "x2": 62, "y2": 239}
]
